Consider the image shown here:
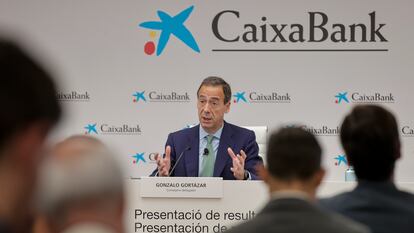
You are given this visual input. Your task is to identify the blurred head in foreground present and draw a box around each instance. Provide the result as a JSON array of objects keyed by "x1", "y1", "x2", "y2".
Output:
[
  {"x1": 36, "y1": 135, "x2": 124, "y2": 233},
  {"x1": 0, "y1": 37, "x2": 61, "y2": 232},
  {"x1": 340, "y1": 104, "x2": 400, "y2": 182},
  {"x1": 260, "y1": 126, "x2": 324, "y2": 199}
]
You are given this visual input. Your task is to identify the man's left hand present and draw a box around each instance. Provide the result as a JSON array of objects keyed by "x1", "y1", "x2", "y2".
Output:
[{"x1": 227, "y1": 148, "x2": 247, "y2": 180}]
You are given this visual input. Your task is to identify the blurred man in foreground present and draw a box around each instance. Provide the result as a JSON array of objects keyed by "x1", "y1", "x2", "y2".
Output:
[
  {"x1": 320, "y1": 105, "x2": 414, "y2": 233},
  {"x1": 35, "y1": 135, "x2": 125, "y2": 233},
  {"x1": 226, "y1": 127, "x2": 369, "y2": 233},
  {"x1": 0, "y1": 38, "x2": 61, "y2": 233}
]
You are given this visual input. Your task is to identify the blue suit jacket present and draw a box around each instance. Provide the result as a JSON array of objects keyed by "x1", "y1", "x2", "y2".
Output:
[
  {"x1": 320, "y1": 181, "x2": 414, "y2": 233},
  {"x1": 151, "y1": 121, "x2": 263, "y2": 180}
]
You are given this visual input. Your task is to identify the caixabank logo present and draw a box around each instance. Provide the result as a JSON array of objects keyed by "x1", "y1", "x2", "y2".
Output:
[
  {"x1": 232, "y1": 90, "x2": 291, "y2": 104},
  {"x1": 211, "y1": 11, "x2": 388, "y2": 52},
  {"x1": 57, "y1": 91, "x2": 91, "y2": 102},
  {"x1": 301, "y1": 125, "x2": 340, "y2": 137},
  {"x1": 83, "y1": 123, "x2": 141, "y2": 135},
  {"x1": 132, "y1": 152, "x2": 146, "y2": 165},
  {"x1": 334, "y1": 154, "x2": 348, "y2": 166},
  {"x1": 131, "y1": 152, "x2": 158, "y2": 165},
  {"x1": 139, "y1": 5, "x2": 200, "y2": 56},
  {"x1": 132, "y1": 90, "x2": 190, "y2": 104},
  {"x1": 139, "y1": 7, "x2": 388, "y2": 55},
  {"x1": 401, "y1": 125, "x2": 414, "y2": 138},
  {"x1": 334, "y1": 91, "x2": 395, "y2": 104}
]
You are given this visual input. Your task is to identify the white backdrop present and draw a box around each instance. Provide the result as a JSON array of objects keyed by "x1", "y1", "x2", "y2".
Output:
[{"x1": 1, "y1": 0, "x2": 413, "y2": 182}]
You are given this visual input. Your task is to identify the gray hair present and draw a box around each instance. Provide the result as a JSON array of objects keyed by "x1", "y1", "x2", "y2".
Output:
[{"x1": 36, "y1": 136, "x2": 124, "y2": 219}]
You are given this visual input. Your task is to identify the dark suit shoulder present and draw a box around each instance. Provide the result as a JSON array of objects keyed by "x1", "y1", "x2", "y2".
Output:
[
  {"x1": 320, "y1": 208, "x2": 370, "y2": 233},
  {"x1": 320, "y1": 185, "x2": 414, "y2": 212},
  {"x1": 320, "y1": 185, "x2": 414, "y2": 233},
  {"x1": 226, "y1": 122, "x2": 252, "y2": 132},
  {"x1": 226, "y1": 199, "x2": 369, "y2": 233},
  {"x1": 169, "y1": 122, "x2": 254, "y2": 138},
  {"x1": 395, "y1": 189, "x2": 414, "y2": 200},
  {"x1": 168, "y1": 126, "x2": 197, "y2": 138},
  {"x1": 320, "y1": 191, "x2": 354, "y2": 211},
  {"x1": 225, "y1": 122, "x2": 255, "y2": 138}
]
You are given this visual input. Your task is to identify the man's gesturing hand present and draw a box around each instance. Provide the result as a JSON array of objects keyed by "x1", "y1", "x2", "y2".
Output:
[
  {"x1": 156, "y1": 145, "x2": 171, "y2": 176},
  {"x1": 227, "y1": 147, "x2": 247, "y2": 180}
]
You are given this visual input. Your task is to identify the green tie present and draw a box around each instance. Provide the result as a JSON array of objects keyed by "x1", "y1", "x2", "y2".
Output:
[{"x1": 200, "y1": 135, "x2": 215, "y2": 177}]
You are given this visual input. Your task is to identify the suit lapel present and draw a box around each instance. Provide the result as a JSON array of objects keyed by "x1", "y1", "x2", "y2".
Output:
[
  {"x1": 184, "y1": 125, "x2": 200, "y2": 177},
  {"x1": 214, "y1": 122, "x2": 234, "y2": 177}
]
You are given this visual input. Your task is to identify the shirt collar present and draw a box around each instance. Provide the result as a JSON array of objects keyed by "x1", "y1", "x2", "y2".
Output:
[{"x1": 199, "y1": 124, "x2": 224, "y2": 140}]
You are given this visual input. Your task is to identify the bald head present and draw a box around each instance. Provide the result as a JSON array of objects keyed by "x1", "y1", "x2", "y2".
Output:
[
  {"x1": 51, "y1": 135, "x2": 106, "y2": 161},
  {"x1": 36, "y1": 135, "x2": 124, "y2": 225}
]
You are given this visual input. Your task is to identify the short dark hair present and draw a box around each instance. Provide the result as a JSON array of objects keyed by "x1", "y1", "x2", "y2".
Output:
[
  {"x1": 266, "y1": 127, "x2": 322, "y2": 181},
  {"x1": 340, "y1": 105, "x2": 399, "y2": 181},
  {"x1": 197, "y1": 76, "x2": 232, "y2": 104},
  {"x1": 0, "y1": 39, "x2": 61, "y2": 153}
]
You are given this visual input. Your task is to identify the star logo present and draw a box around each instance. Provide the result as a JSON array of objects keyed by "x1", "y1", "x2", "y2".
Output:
[
  {"x1": 139, "y1": 5, "x2": 200, "y2": 56},
  {"x1": 84, "y1": 123, "x2": 98, "y2": 134},
  {"x1": 133, "y1": 91, "x2": 147, "y2": 102},
  {"x1": 132, "y1": 152, "x2": 146, "y2": 164},
  {"x1": 334, "y1": 155, "x2": 348, "y2": 166},
  {"x1": 335, "y1": 92, "x2": 349, "y2": 104},
  {"x1": 233, "y1": 92, "x2": 247, "y2": 103}
]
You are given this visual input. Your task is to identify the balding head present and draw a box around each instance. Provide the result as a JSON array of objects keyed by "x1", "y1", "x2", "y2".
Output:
[
  {"x1": 36, "y1": 135, "x2": 124, "y2": 232},
  {"x1": 51, "y1": 135, "x2": 106, "y2": 161}
]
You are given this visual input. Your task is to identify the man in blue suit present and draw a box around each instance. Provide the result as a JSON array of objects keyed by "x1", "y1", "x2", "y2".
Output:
[
  {"x1": 152, "y1": 76, "x2": 263, "y2": 180},
  {"x1": 320, "y1": 105, "x2": 414, "y2": 233}
]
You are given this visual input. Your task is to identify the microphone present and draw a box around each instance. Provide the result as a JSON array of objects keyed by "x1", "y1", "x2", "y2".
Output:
[
  {"x1": 203, "y1": 148, "x2": 209, "y2": 156},
  {"x1": 168, "y1": 146, "x2": 191, "y2": 176}
]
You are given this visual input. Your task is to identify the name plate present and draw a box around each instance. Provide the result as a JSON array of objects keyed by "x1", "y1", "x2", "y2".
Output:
[{"x1": 140, "y1": 177, "x2": 223, "y2": 198}]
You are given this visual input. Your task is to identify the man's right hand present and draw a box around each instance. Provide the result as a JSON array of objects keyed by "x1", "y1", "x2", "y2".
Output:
[{"x1": 155, "y1": 145, "x2": 171, "y2": 176}]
